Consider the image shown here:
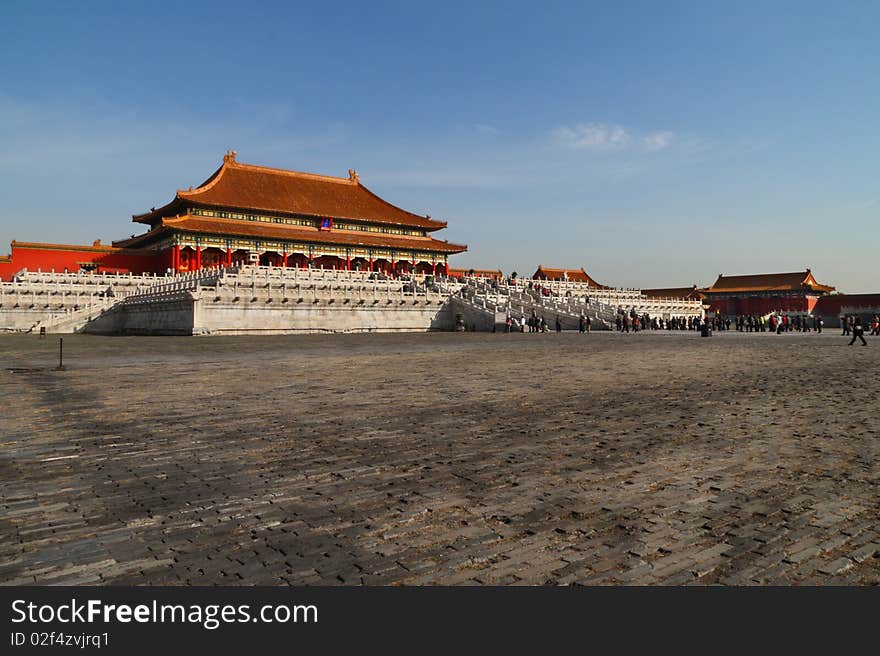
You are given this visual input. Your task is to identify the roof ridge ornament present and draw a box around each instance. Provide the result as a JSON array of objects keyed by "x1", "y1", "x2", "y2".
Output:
[
  {"x1": 224, "y1": 149, "x2": 238, "y2": 164},
  {"x1": 348, "y1": 168, "x2": 359, "y2": 183}
]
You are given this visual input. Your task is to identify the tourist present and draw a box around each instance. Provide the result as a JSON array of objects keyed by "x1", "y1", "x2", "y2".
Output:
[
  {"x1": 578, "y1": 314, "x2": 585, "y2": 333},
  {"x1": 586, "y1": 315, "x2": 592, "y2": 333},
  {"x1": 849, "y1": 317, "x2": 867, "y2": 346},
  {"x1": 841, "y1": 316, "x2": 850, "y2": 336},
  {"x1": 872, "y1": 315, "x2": 880, "y2": 336},
  {"x1": 555, "y1": 316, "x2": 562, "y2": 333},
  {"x1": 817, "y1": 316, "x2": 824, "y2": 333}
]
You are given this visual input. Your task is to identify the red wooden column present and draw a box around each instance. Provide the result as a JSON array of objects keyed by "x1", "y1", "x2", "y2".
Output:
[
  {"x1": 195, "y1": 247, "x2": 202, "y2": 271},
  {"x1": 172, "y1": 244, "x2": 180, "y2": 273},
  {"x1": 432, "y1": 262, "x2": 437, "y2": 276},
  {"x1": 226, "y1": 248, "x2": 232, "y2": 267},
  {"x1": 369, "y1": 257, "x2": 374, "y2": 271},
  {"x1": 346, "y1": 256, "x2": 351, "y2": 271},
  {"x1": 281, "y1": 250, "x2": 287, "y2": 268}
]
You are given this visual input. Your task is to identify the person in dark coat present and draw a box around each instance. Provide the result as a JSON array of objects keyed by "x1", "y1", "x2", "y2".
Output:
[{"x1": 849, "y1": 317, "x2": 867, "y2": 346}]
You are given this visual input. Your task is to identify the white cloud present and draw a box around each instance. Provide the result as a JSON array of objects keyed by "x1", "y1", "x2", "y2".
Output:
[
  {"x1": 554, "y1": 122, "x2": 631, "y2": 150},
  {"x1": 554, "y1": 122, "x2": 674, "y2": 152},
  {"x1": 642, "y1": 131, "x2": 674, "y2": 151}
]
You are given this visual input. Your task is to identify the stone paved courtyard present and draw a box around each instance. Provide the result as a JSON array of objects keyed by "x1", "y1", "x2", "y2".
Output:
[{"x1": 1, "y1": 331, "x2": 878, "y2": 585}]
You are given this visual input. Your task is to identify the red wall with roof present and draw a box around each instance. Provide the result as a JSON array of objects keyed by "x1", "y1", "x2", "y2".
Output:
[
  {"x1": 704, "y1": 295, "x2": 818, "y2": 316},
  {"x1": 0, "y1": 243, "x2": 168, "y2": 281},
  {"x1": 813, "y1": 294, "x2": 880, "y2": 316}
]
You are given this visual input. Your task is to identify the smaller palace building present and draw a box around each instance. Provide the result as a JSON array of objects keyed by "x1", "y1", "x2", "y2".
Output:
[
  {"x1": 532, "y1": 266, "x2": 606, "y2": 287},
  {"x1": 642, "y1": 285, "x2": 704, "y2": 301},
  {"x1": 701, "y1": 270, "x2": 835, "y2": 316},
  {"x1": 0, "y1": 152, "x2": 467, "y2": 280}
]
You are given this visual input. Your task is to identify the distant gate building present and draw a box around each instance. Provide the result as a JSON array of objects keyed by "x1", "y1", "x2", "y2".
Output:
[
  {"x1": 701, "y1": 270, "x2": 835, "y2": 316},
  {"x1": 532, "y1": 266, "x2": 606, "y2": 287}
]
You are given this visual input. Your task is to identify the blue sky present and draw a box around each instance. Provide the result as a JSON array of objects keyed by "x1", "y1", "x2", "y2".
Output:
[{"x1": 1, "y1": 1, "x2": 878, "y2": 291}]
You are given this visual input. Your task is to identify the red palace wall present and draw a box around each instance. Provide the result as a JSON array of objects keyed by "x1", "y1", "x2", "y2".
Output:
[
  {"x1": 813, "y1": 294, "x2": 880, "y2": 316},
  {"x1": 0, "y1": 242, "x2": 169, "y2": 281},
  {"x1": 704, "y1": 295, "x2": 818, "y2": 316},
  {"x1": 448, "y1": 268, "x2": 502, "y2": 281}
]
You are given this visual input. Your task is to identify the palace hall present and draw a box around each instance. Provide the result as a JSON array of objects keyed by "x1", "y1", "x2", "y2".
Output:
[
  {"x1": 0, "y1": 152, "x2": 467, "y2": 280},
  {"x1": 699, "y1": 270, "x2": 836, "y2": 316}
]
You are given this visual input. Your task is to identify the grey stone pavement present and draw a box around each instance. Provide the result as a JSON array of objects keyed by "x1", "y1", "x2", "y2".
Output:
[{"x1": 1, "y1": 331, "x2": 878, "y2": 585}]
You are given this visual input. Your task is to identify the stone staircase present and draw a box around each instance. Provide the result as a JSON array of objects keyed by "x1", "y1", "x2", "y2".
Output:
[
  {"x1": 29, "y1": 298, "x2": 118, "y2": 333},
  {"x1": 458, "y1": 278, "x2": 615, "y2": 330}
]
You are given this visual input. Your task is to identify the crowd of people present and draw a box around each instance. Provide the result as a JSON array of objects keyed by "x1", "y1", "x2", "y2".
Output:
[
  {"x1": 502, "y1": 304, "x2": 877, "y2": 345},
  {"x1": 511, "y1": 310, "x2": 568, "y2": 333},
  {"x1": 841, "y1": 314, "x2": 878, "y2": 346},
  {"x1": 612, "y1": 308, "x2": 702, "y2": 332},
  {"x1": 716, "y1": 313, "x2": 826, "y2": 333},
  {"x1": 506, "y1": 310, "x2": 594, "y2": 333},
  {"x1": 507, "y1": 307, "x2": 706, "y2": 333}
]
